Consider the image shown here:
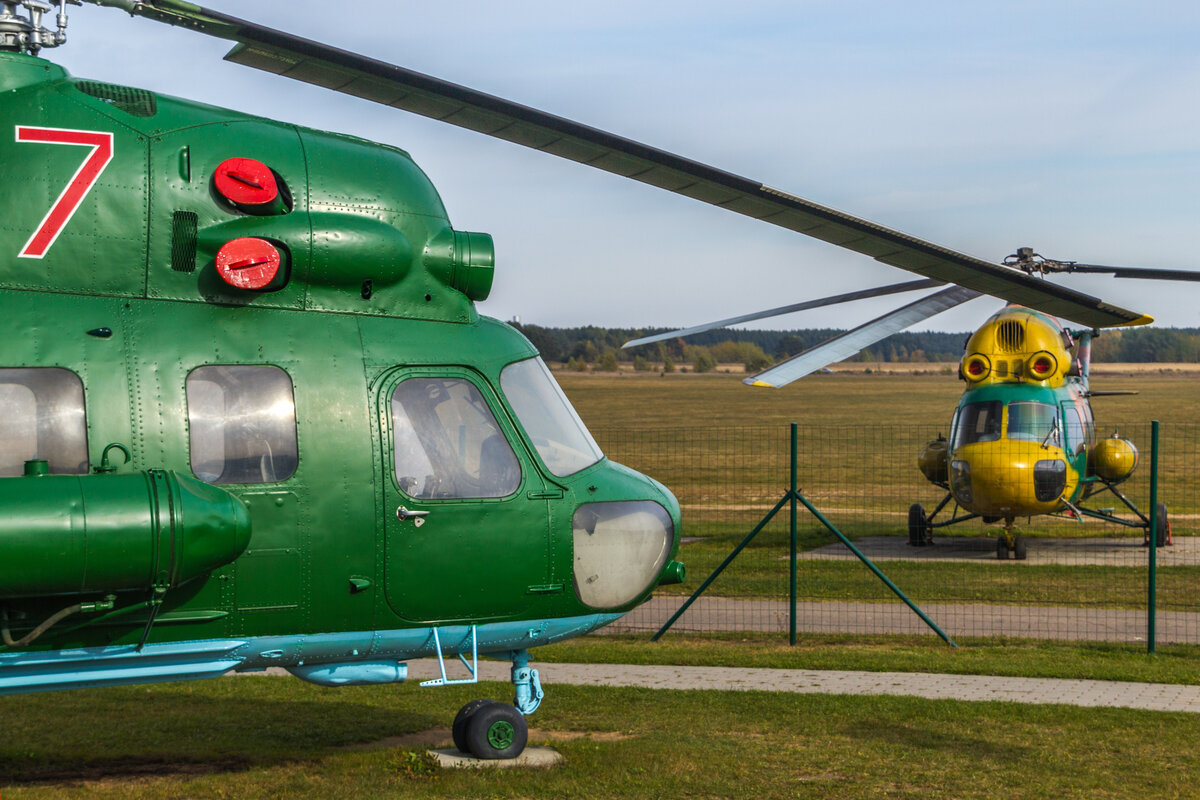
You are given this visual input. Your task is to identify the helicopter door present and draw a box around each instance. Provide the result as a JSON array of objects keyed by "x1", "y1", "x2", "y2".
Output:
[{"x1": 379, "y1": 368, "x2": 549, "y2": 623}]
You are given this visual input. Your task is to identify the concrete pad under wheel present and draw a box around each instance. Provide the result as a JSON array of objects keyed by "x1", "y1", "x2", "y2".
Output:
[{"x1": 429, "y1": 747, "x2": 564, "y2": 769}]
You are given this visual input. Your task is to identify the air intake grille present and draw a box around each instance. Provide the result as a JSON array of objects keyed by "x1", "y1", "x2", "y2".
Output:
[
  {"x1": 171, "y1": 211, "x2": 198, "y2": 273},
  {"x1": 996, "y1": 320, "x2": 1025, "y2": 353},
  {"x1": 76, "y1": 81, "x2": 158, "y2": 117}
]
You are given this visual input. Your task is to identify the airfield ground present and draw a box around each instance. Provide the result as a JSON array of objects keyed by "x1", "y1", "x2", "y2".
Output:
[{"x1": 2, "y1": 367, "x2": 1198, "y2": 798}]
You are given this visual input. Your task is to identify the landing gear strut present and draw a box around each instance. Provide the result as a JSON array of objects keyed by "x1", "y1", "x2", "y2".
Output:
[{"x1": 996, "y1": 519, "x2": 1026, "y2": 560}]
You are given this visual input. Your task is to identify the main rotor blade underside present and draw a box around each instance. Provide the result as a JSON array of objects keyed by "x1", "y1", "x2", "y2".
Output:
[
  {"x1": 104, "y1": 1, "x2": 1151, "y2": 329},
  {"x1": 745, "y1": 286, "x2": 982, "y2": 388},
  {"x1": 622, "y1": 278, "x2": 945, "y2": 349}
]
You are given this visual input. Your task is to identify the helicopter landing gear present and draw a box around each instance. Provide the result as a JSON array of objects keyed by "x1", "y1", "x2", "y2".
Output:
[
  {"x1": 996, "y1": 521, "x2": 1026, "y2": 560},
  {"x1": 908, "y1": 504, "x2": 932, "y2": 546},
  {"x1": 450, "y1": 649, "x2": 543, "y2": 759},
  {"x1": 1143, "y1": 502, "x2": 1172, "y2": 547},
  {"x1": 453, "y1": 699, "x2": 529, "y2": 759}
]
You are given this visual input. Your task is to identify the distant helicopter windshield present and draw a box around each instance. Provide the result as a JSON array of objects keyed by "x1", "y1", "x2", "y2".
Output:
[
  {"x1": 952, "y1": 400, "x2": 1002, "y2": 449},
  {"x1": 1007, "y1": 401, "x2": 1061, "y2": 445},
  {"x1": 501, "y1": 357, "x2": 603, "y2": 477}
]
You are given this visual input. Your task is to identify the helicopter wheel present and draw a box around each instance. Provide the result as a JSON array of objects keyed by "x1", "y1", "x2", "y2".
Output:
[
  {"x1": 452, "y1": 699, "x2": 494, "y2": 754},
  {"x1": 995, "y1": 536, "x2": 1010, "y2": 560},
  {"x1": 1155, "y1": 503, "x2": 1170, "y2": 547},
  {"x1": 1013, "y1": 536, "x2": 1027, "y2": 561},
  {"x1": 464, "y1": 701, "x2": 528, "y2": 760},
  {"x1": 908, "y1": 504, "x2": 931, "y2": 547}
]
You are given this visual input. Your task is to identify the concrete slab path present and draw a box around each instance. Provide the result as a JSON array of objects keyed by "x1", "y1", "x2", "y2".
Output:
[{"x1": 401, "y1": 659, "x2": 1200, "y2": 715}]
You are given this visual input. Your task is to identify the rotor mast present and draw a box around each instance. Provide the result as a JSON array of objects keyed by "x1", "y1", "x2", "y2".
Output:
[{"x1": 0, "y1": 0, "x2": 77, "y2": 55}]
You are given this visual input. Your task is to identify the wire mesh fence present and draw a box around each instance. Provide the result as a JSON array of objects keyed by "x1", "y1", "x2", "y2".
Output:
[{"x1": 592, "y1": 422, "x2": 1200, "y2": 646}]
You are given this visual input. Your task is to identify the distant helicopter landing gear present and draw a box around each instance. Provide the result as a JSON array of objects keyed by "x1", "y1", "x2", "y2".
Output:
[
  {"x1": 996, "y1": 520, "x2": 1026, "y2": 560},
  {"x1": 1143, "y1": 502, "x2": 1172, "y2": 547},
  {"x1": 450, "y1": 649, "x2": 543, "y2": 760},
  {"x1": 908, "y1": 503, "x2": 933, "y2": 547}
]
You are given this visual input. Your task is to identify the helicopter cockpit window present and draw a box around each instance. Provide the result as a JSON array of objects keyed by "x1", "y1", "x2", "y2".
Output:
[
  {"x1": 391, "y1": 377, "x2": 520, "y2": 499},
  {"x1": 500, "y1": 357, "x2": 603, "y2": 477},
  {"x1": 952, "y1": 400, "x2": 1002, "y2": 449},
  {"x1": 1007, "y1": 401, "x2": 1060, "y2": 446},
  {"x1": 186, "y1": 365, "x2": 298, "y2": 484},
  {"x1": 0, "y1": 368, "x2": 87, "y2": 477}
]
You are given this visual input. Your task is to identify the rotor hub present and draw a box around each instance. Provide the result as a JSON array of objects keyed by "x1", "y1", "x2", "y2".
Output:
[{"x1": 0, "y1": 0, "x2": 75, "y2": 56}]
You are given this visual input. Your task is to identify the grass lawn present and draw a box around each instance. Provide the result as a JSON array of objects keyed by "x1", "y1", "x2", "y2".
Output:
[{"x1": 2, "y1": 675, "x2": 1199, "y2": 799}]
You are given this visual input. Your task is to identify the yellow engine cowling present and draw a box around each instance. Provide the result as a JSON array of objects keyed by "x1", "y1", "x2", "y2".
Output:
[
  {"x1": 918, "y1": 436, "x2": 949, "y2": 485},
  {"x1": 1089, "y1": 435, "x2": 1138, "y2": 482},
  {"x1": 960, "y1": 307, "x2": 1073, "y2": 387}
]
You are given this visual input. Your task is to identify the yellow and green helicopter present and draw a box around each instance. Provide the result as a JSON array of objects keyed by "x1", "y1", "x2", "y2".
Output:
[
  {"x1": 910, "y1": 301, "x2": 1165, "y2": 560},
  {"x1": 0, "y1": 0, "x2": 1193, "y2": 762}
]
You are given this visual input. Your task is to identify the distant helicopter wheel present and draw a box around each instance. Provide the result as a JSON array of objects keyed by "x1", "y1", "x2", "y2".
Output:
[
  {"x1": 452, "y1": 699, "x2": 494, "y2": 754},
  {"x1": 995, "y1": 537, "x2": 1010, "y2": 559},
  {"x1": 1155, "y1": 503, "x2": 1170, "y2": 548},
  {"x1": 465, "y1": 701, "x2": 528, "y2": 760},
  {"x1": 1013, "y1": 536, "x2": 1027, "y2": 561},
  {"x1": 908, "y1": 504, "x2": 930, "y2": 547}
]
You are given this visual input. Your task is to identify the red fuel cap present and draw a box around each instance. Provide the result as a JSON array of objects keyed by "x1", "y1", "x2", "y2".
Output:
[
  {"x1": 216, "y1": 237, "x2": 281, "y2": 290},
  {"x1": 214, "y1": 158, "x2": 279, "y2": 208}
]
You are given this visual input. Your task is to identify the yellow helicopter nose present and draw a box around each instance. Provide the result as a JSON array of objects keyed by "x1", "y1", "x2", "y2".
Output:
[{"x1": 949, "y1": 440, "x2": 1076, "y2": 518}]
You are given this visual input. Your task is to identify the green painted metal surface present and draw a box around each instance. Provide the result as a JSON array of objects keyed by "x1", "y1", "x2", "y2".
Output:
[{"x1": 0, "y1": 53, "x2": 681, "y2": 660}]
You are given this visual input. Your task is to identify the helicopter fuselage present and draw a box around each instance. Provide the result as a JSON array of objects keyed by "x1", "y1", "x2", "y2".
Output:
[{"x1": 0, "y1": 51, "x2": 682, "y2": 694}]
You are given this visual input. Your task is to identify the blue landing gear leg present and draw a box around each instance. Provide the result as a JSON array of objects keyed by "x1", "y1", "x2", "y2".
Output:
[{"x1": 510, "y1": 649, "x2": 545, "y2": 715}]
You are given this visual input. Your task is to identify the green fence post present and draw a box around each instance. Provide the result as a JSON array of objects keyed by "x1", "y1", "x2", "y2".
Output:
[
  {"x1": 1148, "y1": 420, "x2": 1159, "y2": 655},
  {"x1": 790, "y1": 423, "x2": 798, "y2": 646}
]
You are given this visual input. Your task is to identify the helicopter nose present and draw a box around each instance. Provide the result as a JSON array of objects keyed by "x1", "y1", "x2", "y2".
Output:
[
  {"x1": 571, "y1": 501, "x2": 673, "y2": 609},
  {"x1": 951, "y1": 444, "x2": 1071, "y2": 517}
]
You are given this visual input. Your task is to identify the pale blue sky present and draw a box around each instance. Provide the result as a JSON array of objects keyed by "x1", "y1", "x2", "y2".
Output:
[{"x1": 54, "y1": 1, "x2": 1200, "y2": 331}]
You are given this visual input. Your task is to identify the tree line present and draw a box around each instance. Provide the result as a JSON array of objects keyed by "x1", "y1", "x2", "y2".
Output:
[{"x1": 511, "y1": 322, "x2": 1200, "y2": 369}]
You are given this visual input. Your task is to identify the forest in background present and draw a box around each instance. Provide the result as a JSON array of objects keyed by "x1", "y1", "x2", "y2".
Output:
[{"x1": 512, "y1": 323, "x2": 1200, "y2": 373}]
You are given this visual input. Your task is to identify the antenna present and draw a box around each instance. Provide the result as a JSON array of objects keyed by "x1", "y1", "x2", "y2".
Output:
[{"x1": 0, "y1": 0, "x2": 79, "y2": 56}]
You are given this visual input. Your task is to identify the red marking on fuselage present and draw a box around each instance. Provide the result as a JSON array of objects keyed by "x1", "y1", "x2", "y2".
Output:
[{"x1": 16, "y1": 126, "x2": 115, "y2": 259}]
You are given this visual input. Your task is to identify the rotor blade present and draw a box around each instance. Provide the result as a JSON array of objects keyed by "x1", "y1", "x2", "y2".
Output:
[
  {"x1": 1066, "y1": 264, "x2": 1200, "y2": 282},
  {"x1": 622, "y1": 278, "x2": 944, "y2": 349},
  {"x1": 92, "y1": 1, "x2": 1153, "y2": 329},
  {"x1": 744, "y1": 286, "x2": 982, "y2": 388}
]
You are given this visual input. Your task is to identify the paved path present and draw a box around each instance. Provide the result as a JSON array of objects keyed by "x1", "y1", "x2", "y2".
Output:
[
  {"x1": 609, "y1": 596, "x2": 1200, "y2": 643},
  {"x1": 802, "y1": 536, "x2": 1200, "y2": 566},
  {"x1": 398, "y1": 659, "x2": 1200, "y2": 715}
]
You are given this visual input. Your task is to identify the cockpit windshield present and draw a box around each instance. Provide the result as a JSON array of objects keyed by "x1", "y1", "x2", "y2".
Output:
[
  {"x1": 952, "y1": 399, "x2": 1062, "y2": 449},
  {"x1": 1007, "y1": 401, "x2": 1060, "y2": 446},
  {"x1": 501, "y1": 357, "x2": 603, "y2": 476},
  {"x1": 952, "y1": 401, "x2": 1002, "y2": 449}
]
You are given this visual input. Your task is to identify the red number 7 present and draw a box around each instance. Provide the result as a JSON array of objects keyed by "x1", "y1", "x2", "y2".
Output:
[{"x1": 16, "y1": 126, "x2": 114, "y2": 259}]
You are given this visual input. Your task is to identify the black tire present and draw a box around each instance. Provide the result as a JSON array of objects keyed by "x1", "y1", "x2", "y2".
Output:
[
  {"x1": 996, "y1": 536, "x2": 1009, "y2": 559},
  {"x1": 465, "y1": 701, "x2": 528, "y2": 760},
  {"x1": 1013, "y1": 536, "x2": 1027, "y2": 561},
  {"x1": 908, "y1": 504, "x2": 928, "y2": 547},
  {"x1": 452, "y1": 699, "x2": 494, "y2": 754},
  {"x1": 1155, "y1": 503, "x2": 1170, "y2": 547}
]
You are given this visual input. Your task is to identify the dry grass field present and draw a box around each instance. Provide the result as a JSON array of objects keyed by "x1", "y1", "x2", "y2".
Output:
[
  {"x1": 554, "y1": 367, "x2": 1200, "y2": 617},
  {"x1": 556, "y1": 365, "x2": 1200, "y2": 431}
]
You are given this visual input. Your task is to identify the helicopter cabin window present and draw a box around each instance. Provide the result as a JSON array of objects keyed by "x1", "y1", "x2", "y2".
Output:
[
  {"x1": 0, "y1": 368, "x2": 88, "y2": 477},
  {"x1": 500, "y1": 357, "x2": 603, "y2": 477},
  {"x1": 952, "y1": 401, "x2": 1002, "y2": 449},
  {"x1": 1064, "y1": 407, "x2": 1086, "y2": 455},
  {"x1": 1006, "y1": 402, "x2": 1060, "y2": 446},
  {"x1": 186, "y1": 365, "x2": 298, "y2": 484},
  {"x1": 391, "y1": 377, "x2": 520, "y2": 499}
]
